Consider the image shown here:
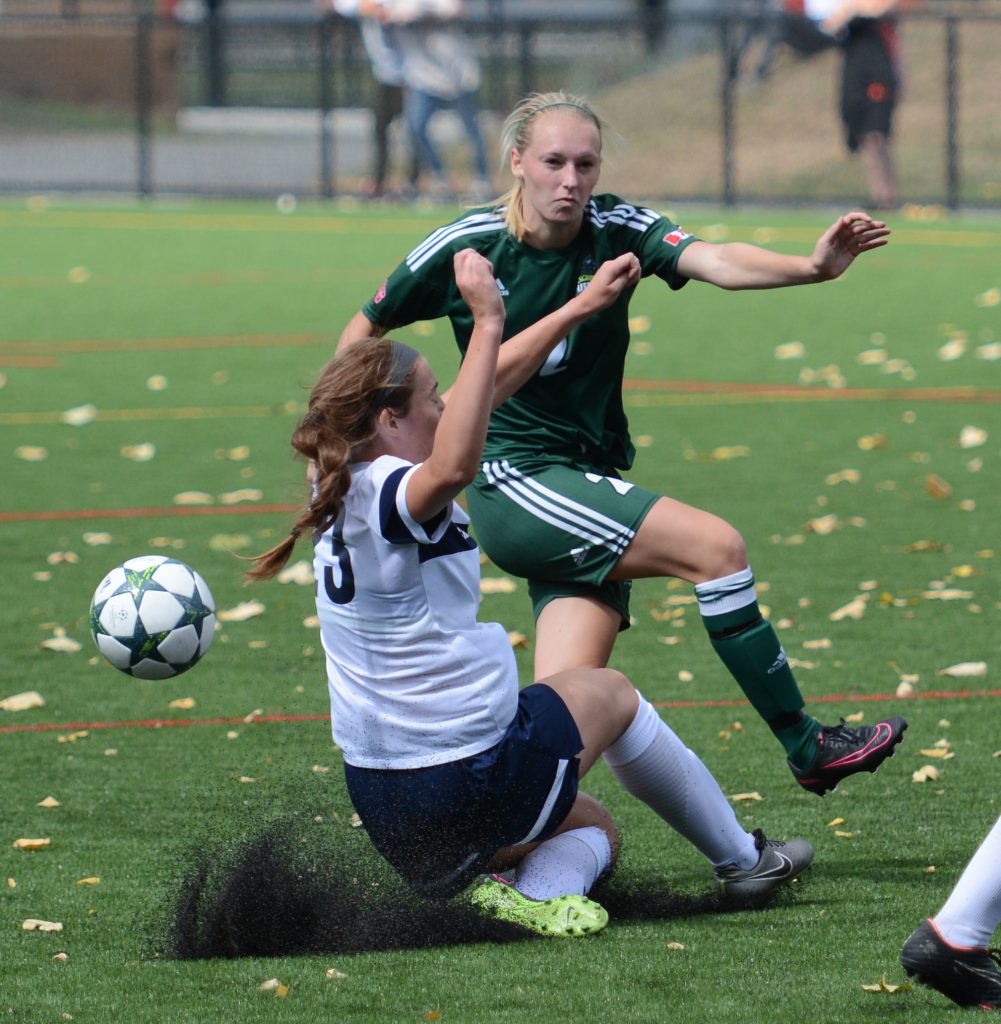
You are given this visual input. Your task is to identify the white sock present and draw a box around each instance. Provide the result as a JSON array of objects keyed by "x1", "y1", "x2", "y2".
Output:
[
  {"x1": 603, "y1": 695, "x2": 758, "y2": 871},
  {"x1": 513, "y1": 827, "x2": 611, "y2": 901},
  {"x1": 934, "y1": 814, "x2": 1001, "y2": 948}
]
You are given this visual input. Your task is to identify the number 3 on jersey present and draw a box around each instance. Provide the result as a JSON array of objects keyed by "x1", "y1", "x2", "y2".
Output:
[{"x1": 323, "y1": 523, "x2": 355, "y2": 604}]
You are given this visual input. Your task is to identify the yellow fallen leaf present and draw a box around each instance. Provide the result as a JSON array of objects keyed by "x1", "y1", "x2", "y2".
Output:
[
  {"x1": 507, "y1": 631, "x2": 530, "y2": 649},
  {"x1": 729, "y1": 791, "x2": 763, "y2": 802},
  {"x1": 40, "y1": 630, "x2": 81, "y2": 655},
  {"x1": 36, "y1": 797, "x2": 60, "y2": 808},
  {"x1": 806, "y1": 514, "x2": 839, "y2": 535},
  {"x1": 634, "y1": 434, "x2": 654, "y2": 448},
  {"x1": 656, "y1": 635, "x2": 682, "y2": 645},
  {"x1": 830, "y1": 595, "x2": 868, "y2": 622},
  {"x1": 710, "y1": 445, "x2": 751, "y2": 461},
  {"x1": 46, "y1": 551, "x2": 79, "y2": 565},
  {"x1": 774, "y1": 341, "x2": 805, "y2": 360},
  {"x1": 168, "y1": 698, "x2": 196, "y2": 710},
  {"x1": 938, "y1": 336, "x2": 966, "y2": 361},
  {"x1": 828, "y1": 818, "x2": 845, "y2": 827},
  {"x1": 857, "y1": 434, "x2": 887, "y2": 450},
  {"x1": 76, "y1": 877, "x2": 100, "y2": 886},
  {"x1": 938, "y1": 661, "x2": 987, "y2": 678},
  {"x1": 33, "y1": 571, "x2": 52, "y2": 582},
  {"x1": 912, "y1": 765, "x2": 941, "y2": 782},
  {"x1": 243, "y1": 708, "x2": 263, "y2": 723},
  {"x1": 629, "y1": 316, "x2": 651, "y2": 334},
  {"x1": 349, "y1": 813, "x2": 363, "y2": 828},
  {"x1": 959, "y1": 425, "x2": 987, "y2": 449},
  {"x1": 60, "y1": 404, "x2": 97, "y2": 427},
  {"x1": 857, "y1": 348, "x2": 887, "y2": 365},
  {"x1": 919, "y1": 748, "x2": 955, "y2": 759},
  {"x1": 257, "y1": 978, "x2": 285, "y2": 993},
  {"x1": 173, "y1": 491, "x2": 214, "y2": 506},
  {"x1": 802, "y1": 639, "x2": 831, "y2": 650},
  {"x1": 325, "y1": 967, "x2": 348, "y2": 979},
  {"x1": 52, "y1": 952, "x2": 68, "y2": 962},
  {"x1": 977, "y1": 341, "x2": 1001, "y2": 360},
  {"x1": 976, "y1": 288, "x2": 1000, "y2": 307},
  {"x1": 924, "y1": 474, "x2": 953, "y2": 500},
  {"x1": 480, "y1": 577, "x2": 517, "y2": 594},
  {"x1": 678, "y1": 670, "x2": 694, "y2": 682},
  {"x1": 896, "y1": 681, "x2": 915, "y2": 697},
  {"x1": 922, "y1": 589, "x2": 973, "y2": 601},
  {"x1": 862, "y1": 975, "x2": 911, "y2": 994},
  {"x1": 218, "y1": 600, "x2": 266, "y2": 622},
  {"x1": 277, "y1": 560, "x2": 314, "y2": 585},
  {"x1": 219, "y1": 488, "x2": 263, "y2": 505},
  {"x1": 13, "y1": 838, "x2": 51, "y2": 851},
  {"x1": 121, "y1": 443, "x2": 156, "y2": 463},
  {"x1": 835, "y1": 831, "x2": 854, "y2": 838},
  {"x1": 209, "y1": 533, "x2": 252, "y2": 553},
  {"x1": 238, "y1": 776, "x2": 256, "y2": 784},
  {"x1": 825, "y1": 469, "x2": 860, "y2": 486},
  {"x1": 57, "y1": 731, "x2": 88, "y2": 743},
  {"x1": 15, "y1": 446, "x2": 48, "y2": 461},
  {"x1": 311, "y1": 765, "x2": 330, "y2": 774},
  {"x1": 7, "y1": 878, "x2": 16, "y2": 889},
  {"x1": 82, "y1": 532, "x2": 113, "y2": 546},
  {"x1": 22, "y1": 919, "x2": 62, "y2": 932},
  {"x1": 0, "y1": 691, "x2": 46, "y2": 712}
]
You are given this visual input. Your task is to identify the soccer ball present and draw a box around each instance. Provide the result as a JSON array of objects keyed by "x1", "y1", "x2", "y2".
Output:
[{"x1": 89, "y1": 556, "x2": 216, "y2": 680}]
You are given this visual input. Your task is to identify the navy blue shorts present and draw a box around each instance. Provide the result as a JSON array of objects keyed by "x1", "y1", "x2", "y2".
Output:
[{"x1": 343, "y1": 683, "x2": 583, "y2": 899}]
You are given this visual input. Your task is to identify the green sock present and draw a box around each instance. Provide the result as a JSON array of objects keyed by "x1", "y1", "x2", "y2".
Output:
[{"x1": 702, "y1": 604, "x2": 820, "y2": 768}]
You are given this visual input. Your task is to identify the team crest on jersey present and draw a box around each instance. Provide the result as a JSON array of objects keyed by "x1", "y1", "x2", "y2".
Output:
[
  {"x1": 575, "y1": 254, "x2": 597, "y2": 294},
  {"x1": 663, "y1": 229, "x2": 691, "y2": 247},
  {"x1": 373, "y1": 279, "x2": 388, "y2": 304}
]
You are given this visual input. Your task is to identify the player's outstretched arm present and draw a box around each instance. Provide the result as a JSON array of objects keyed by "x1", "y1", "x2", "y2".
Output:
[
  {"x1": 404, "y1": 250, "x2": 504, "y2": 523},
  {"x1": 487, "y1": 252, "x2": 641, "y2": 408},
  {"x1": 337, "y1": 311, "x2": 387, "y2": 351},
  {"x1": 677, "y1": 213, "x2": 890, "y2": 290}
]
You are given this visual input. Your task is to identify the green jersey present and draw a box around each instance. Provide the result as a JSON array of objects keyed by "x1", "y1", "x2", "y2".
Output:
[{"x1": 362, "y1": 194, "x2": 699, "y2": 471}]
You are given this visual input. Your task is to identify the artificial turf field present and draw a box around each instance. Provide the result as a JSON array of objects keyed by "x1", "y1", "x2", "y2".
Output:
[{"x1": 1, "y1": 198, "x2": 999, "y2": 1023}]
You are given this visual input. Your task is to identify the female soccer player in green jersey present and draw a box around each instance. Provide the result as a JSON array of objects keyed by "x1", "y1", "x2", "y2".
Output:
[{"x1": 338, "y1": 89, "x2": 907, "y2": 796}]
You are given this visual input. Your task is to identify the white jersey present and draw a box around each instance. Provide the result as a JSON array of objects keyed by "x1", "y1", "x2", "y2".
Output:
[{"x1": 315, "y1": 454, "x2": 518, "y2": 770}]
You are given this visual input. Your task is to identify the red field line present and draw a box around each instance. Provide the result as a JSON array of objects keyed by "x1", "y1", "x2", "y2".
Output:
[
  {"x1": 0, "y1": 503, "x2": 299, "y2": 524},
  {"x1": 622, "y1": 379, "x2": 1001, "y2": 403},
  {"x1": 0, "y1": 333, "x2": 331, "y2": 355},
  {"x1": 3, "y1": 688, "x2": 999, "y2": 735},
  {"x1": 0, "y1": 355, "x2": 58, "y2": 368}
]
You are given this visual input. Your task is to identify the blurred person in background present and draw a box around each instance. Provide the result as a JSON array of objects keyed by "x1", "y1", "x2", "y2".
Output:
[
  {"x1": 383, "y1": 0, "x2": 492, "y2": 200},
  {"x1": 321, "y1": 0, "x2": 420, "y2": 198},
  {"x1": 777, "y1": 0, "x2": 902, "y2": 208}
]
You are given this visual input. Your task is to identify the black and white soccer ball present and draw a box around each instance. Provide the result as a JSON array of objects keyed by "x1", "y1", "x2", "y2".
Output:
[{"x1": 89, "y1": 555, "x2": 216, "y2": 679}]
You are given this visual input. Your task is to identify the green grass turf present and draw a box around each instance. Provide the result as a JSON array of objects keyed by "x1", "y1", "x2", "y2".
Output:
[{"x1": 1, "y1": 197, "x2": 999, "y2": 1023}]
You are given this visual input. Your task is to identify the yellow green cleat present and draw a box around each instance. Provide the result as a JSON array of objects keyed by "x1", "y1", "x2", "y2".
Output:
[{"x1": 469, "y1": 875, "x2": 608, "y2": 937}]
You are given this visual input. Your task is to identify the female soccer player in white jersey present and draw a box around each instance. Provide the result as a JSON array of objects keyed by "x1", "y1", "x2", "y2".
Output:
[
  {"x1": 338, "y1": 90, "x2": 907, "y2": 797},
  {"x1": 252, "y1": 249, "x2": 812, "y2": 937}
]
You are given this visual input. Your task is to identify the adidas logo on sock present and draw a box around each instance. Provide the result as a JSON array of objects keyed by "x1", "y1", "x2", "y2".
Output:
[{"x1": 767, "y1": 648, "x2": 788, "y2": 674}]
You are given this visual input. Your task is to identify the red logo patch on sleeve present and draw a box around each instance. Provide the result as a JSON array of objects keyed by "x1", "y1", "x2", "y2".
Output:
[
  {"x1": 373, "y1": 280, "x2": 388, "y2": 304},
  {"x1": 663, "y1": 229, "x2": 691, "y2": 247}
]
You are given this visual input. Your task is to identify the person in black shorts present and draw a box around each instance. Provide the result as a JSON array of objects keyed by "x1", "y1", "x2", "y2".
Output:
[
  {"x1": 816, "y1": 0, "x2": 902, "y2": 207},
  {"x1": 253, "y1": 248, "x2": 813, "y2": 935}
]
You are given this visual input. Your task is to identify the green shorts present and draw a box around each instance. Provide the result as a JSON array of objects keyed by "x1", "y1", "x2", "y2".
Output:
[{"x1": 467, "y1": 458, "x2": 660, "y2": 628}]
